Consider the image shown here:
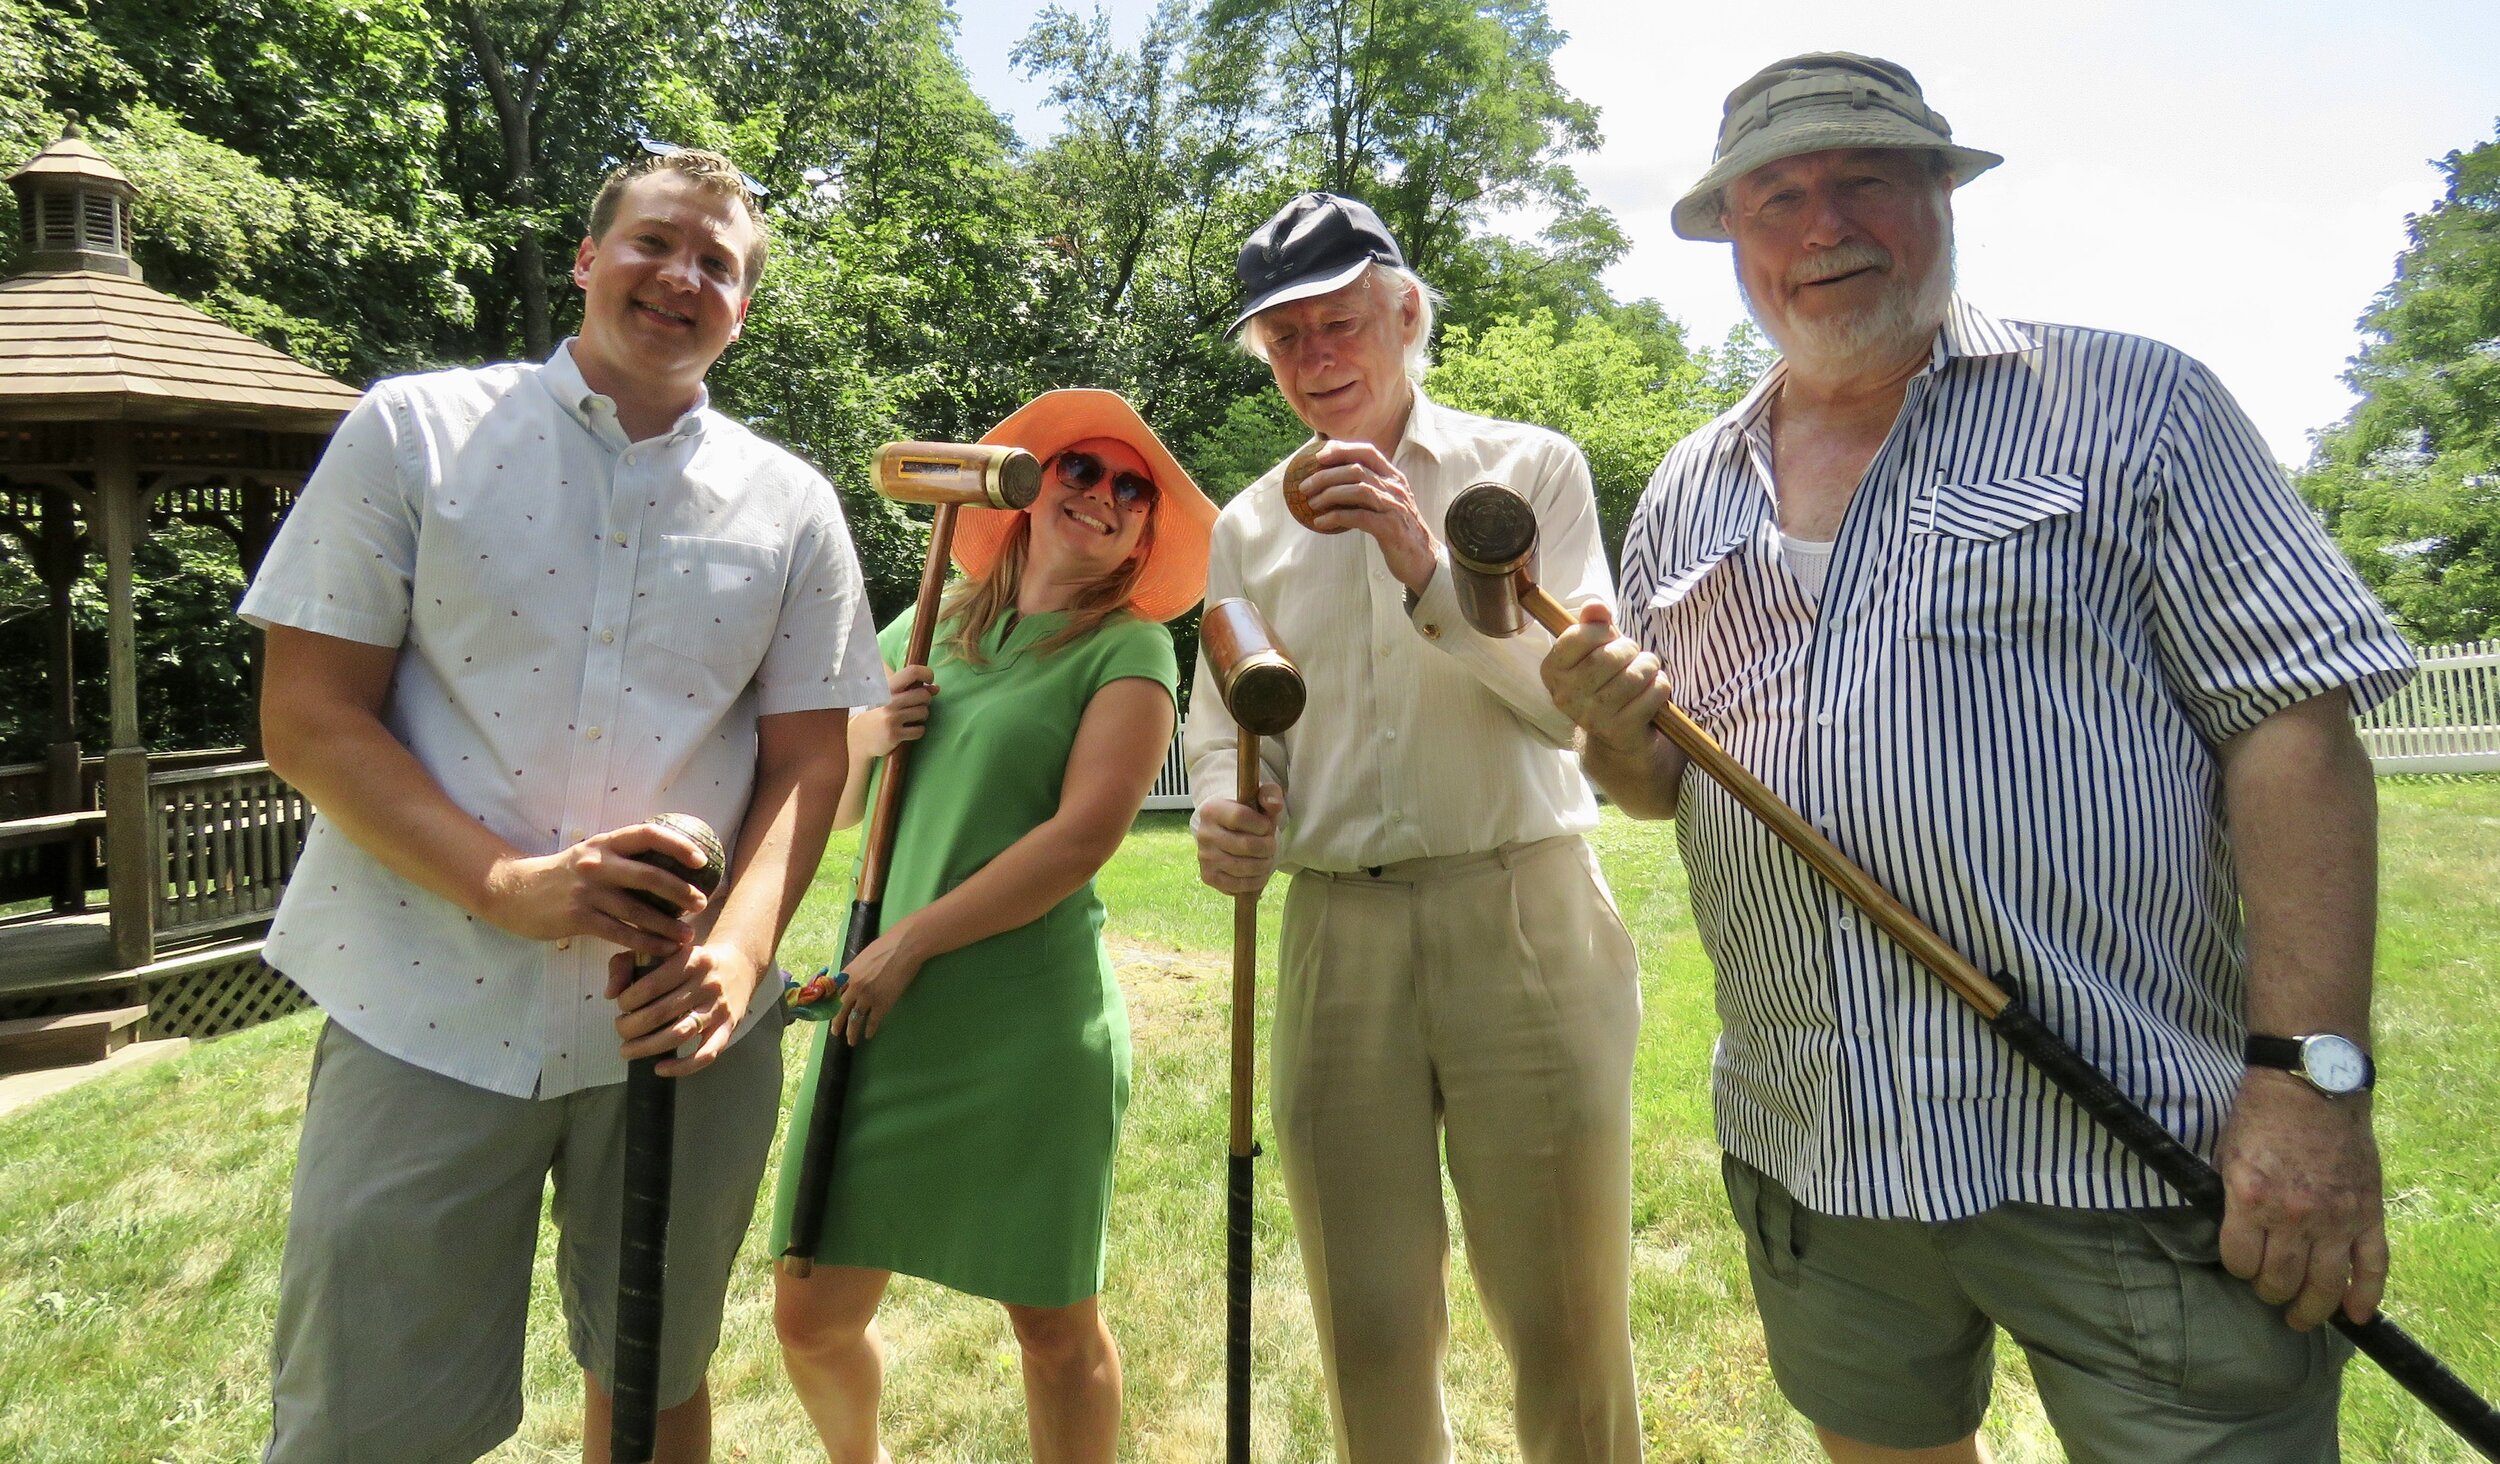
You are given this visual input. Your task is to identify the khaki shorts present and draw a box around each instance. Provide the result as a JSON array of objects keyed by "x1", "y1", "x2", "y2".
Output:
[
  {"x1": 1723, "y1": 1154, "x2": 2350, "y2": 1461},
  {"x1": 266, "y1": 1013, "x2": 783, "y2": 1463}
]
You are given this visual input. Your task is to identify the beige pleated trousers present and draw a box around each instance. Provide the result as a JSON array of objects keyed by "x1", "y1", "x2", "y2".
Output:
[{"x1": 1273, "y1": 833, "x2": 1643, "y2": 1463}]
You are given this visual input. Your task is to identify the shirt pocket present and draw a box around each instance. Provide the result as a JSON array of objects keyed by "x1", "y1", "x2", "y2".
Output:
[
  {"x1": 1902, "y1": 472, "x2": 2088, "y2": 646},
  {"x1": 1643, "y1": 529, "x2": 1771, "y2": 724},
  {"x1": 636, "y1": 534, "x2": 783, "y2": 682}
]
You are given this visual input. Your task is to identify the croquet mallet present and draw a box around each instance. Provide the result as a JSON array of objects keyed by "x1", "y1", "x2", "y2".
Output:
[
  {"x1": 612, "y1": 812, "x2": 728, "y2": 1464},
  {"x1": 1440, "y1": 479, "x2": 2500, "y2": 1460},
  {"x1": 777, "y1": 441, "x2": 1043, "y2": 1277},
  {"x1": 1198, "y1": 596, "x2": 1307, "y2": 1464}
]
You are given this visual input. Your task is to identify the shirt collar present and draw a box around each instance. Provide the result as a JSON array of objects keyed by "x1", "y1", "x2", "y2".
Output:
[
  {"x1": 1395, "y1": 386, "x2": 1453, "y2": 465},
  {"x1": 537, "y1": 339, "x2": 712, "y2": 449},
  {"x1": 1932, "y1": 296, "x2": 2035, "y2": 369}
]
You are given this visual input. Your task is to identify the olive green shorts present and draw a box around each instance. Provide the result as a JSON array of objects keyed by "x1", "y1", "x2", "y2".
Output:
[
  {"x1": 266, "y1": 1013, "x2": 783, "y2": 1463},
  {"x1": 1723, "y1": 1154, "x2": 2351, "y2": 1461}
]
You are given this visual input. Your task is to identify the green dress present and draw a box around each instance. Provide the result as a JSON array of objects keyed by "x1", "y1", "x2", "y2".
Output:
[{"x1": 770, "y1": 604, "x2": 1178, "y2": 1307}]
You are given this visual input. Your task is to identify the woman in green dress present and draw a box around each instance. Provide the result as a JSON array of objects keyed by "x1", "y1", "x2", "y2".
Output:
[{"x1": 772, "y1": 390, "x2": 1217, "y2": 1463}]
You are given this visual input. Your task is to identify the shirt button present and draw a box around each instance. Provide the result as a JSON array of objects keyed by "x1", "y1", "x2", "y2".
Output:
[
  {"x1": 600, "y1": 629, "x2": 616, "y2": 644},
  {"x1": 568, "y1": 827, "x2": 585, "y2": 840},
  {"x1": 1383, "y1": 728, "x2": 1397, "y2": 741},
  {"x1": 1853, "y1": 1022, "x2": 1871, "y2": 1037},
  {"x1": 1421, "y1": 623, "x2": 1441, "y2": 640},
  {"x1": 555, "y1": 938, "x2": 573, "y2": 951},
  {"x1": 1814, "y1": 711, "x2": 1835, "y2": 727},
  {"x1": 586, "y1": 727, "x2": 603, "y2": 742},
  {"x1": 611, "y1": 533, "x2": 628, "y2": 547}
]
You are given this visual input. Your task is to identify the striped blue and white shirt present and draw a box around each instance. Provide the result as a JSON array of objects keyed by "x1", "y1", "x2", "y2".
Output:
[{"x1": 1620, "y1": 299, "x2": 2415, "y2": 1220}]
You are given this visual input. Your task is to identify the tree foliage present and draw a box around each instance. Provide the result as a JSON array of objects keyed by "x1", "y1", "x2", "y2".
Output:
[
  {"x1": 0, "y1": 0, "x2": 1761, "y2": 758},
  {"x1": 1429, "y1": 310, "x2": 1763, "y2": 554},
  {"x1": 2298, "y1": 123, "x2": 2500, "y2": 643}
]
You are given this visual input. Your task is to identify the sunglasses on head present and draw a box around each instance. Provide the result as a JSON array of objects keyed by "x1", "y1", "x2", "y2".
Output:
[{"x1": 1053, "y1": 451, "x2": 1158, "y2": 513}]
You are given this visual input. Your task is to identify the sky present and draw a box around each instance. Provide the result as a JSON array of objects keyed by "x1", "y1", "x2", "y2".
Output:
[{"x1": 949, "y1": 0, "x2": 2500, "y2": 467}]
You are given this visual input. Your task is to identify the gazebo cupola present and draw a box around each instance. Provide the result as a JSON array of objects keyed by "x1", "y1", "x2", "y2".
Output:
[{"x1": 7, "y1": 117, "x2": 140, "y2": 279}]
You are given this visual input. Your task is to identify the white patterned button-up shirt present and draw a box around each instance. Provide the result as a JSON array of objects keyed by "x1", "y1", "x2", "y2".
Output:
[
  {"x1": 241, "y1": 342, "x2": 886, "y2": 1098},
  {"x1": 1621, "y1": 300, "x2": 2415, "y2": 1220},
  {"x1": 1184, "y1": 392, "x2": 1613, "y2": 871}
]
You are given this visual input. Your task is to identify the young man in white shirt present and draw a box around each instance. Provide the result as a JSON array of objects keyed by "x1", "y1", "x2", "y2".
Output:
[
  {"x1": 242, "y1": 147, "x2": 885, "y2": 1463},
  {"x1": 1186, "y1": 193, "x2": 1643, "y2": 1463}
]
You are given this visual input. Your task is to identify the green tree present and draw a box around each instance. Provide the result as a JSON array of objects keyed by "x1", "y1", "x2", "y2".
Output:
[
  {"x1": 1199, "y1": 0, "x2": 1620, "y2": 331},
  {"x1": 1428, "y1": 309, "x2": 1755, "y2": 553},
  {"x1": 2299, "y1": 124, "x2": 2500, "y2": 642}
]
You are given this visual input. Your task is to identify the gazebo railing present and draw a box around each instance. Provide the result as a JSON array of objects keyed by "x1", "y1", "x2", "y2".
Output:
[
  {"x1": 0, "y1": 748, "x2": 246, "y2": 822},
  {"x1": 149, "y1": 760, "x2": 309, "y2": 945}
]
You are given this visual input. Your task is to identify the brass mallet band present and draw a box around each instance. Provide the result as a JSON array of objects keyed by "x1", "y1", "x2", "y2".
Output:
[
  {"x1": 1200, "y1": 597, "x2": 1307, "y2": 736},
  {"x1": 1443, "y1": 481, "x2": 1542, "y2": 639},
  {"x1": 873, "y1": 441, "x2": 1044, "y2": 509}
]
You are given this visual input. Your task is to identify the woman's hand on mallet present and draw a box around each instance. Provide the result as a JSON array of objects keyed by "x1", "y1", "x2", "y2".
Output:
[
  {"x1": 1540, "y1": 602, "x2": 1673, "y2": 757},
  {"x1": 850, "y1": 665, "x2": 936, "y2": 760},
  {"x1": 484, "y1": 821, "x2": 710, "y2": 958},
  {"x1": 828, "y1": 921, "x2": 933, "y2": 1046},
  {"x1": 1196, "y1": 784, "x2": 1286, "y2": 896},
  {"x1": 1298, "y1": 442, "x2": 1438, "y2": 591}
]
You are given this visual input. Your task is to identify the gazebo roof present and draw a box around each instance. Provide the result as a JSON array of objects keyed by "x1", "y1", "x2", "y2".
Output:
[
  {"x1": 6, "y1": 128, "x2": 135, "y2": 195},
  {"x1": 0, "y1": 269, "x2": 365, "y2": 435}
]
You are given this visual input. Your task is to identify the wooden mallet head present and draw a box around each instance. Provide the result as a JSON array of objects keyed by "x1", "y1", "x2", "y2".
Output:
[
  {"x1": 1443, "y1": 481, "x2": 1542, "y2": 638},
  {"x1": 624, "y1": 812, "x2": 727, "y2": 969},
  {"x1": 1199, "y1": 598, "x2": 1306, "y2": 737},
  {"x1": 872, "y1": 441, "x2": 1043, "y2": 510}
]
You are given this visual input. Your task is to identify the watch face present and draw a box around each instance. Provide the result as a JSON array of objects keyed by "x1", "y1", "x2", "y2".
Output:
[{"x1": 2303, "y1": 1035, "x2": 2370, "y2": 1093}]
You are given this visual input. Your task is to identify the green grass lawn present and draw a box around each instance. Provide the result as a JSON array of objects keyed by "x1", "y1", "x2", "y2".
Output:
[{"x1": 4, "y1": 784, "x2": 2496, "y2": 1461}]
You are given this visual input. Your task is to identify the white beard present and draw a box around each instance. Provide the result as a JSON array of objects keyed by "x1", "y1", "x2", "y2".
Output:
[{"x1": 1741, "y1": 243, "x2": 1955, "y2": 380}]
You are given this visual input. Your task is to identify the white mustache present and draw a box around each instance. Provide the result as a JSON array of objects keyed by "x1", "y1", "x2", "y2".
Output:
[{"x1": 1790, "y1": 244, "x2": 1892, "y2": 286}]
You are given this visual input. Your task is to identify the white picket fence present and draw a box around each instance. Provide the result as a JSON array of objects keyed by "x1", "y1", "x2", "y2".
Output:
[
  {"x1": 2360, "y1": 639, "x2": 2500, "y2": 774},
  {"x1": 1142, "y1": 717, "x2": 1195, "y2": 810},
  {"x1": 1139, "y1": 645, "x2": 2500, "y2": 805}
]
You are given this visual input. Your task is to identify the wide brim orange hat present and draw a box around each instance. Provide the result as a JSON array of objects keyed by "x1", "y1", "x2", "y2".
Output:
[{"x1": 955, "y1": 389, "x2": 1217, "y2": 624}]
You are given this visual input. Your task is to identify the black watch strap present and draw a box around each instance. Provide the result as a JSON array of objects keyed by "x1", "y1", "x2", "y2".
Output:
[{"x1": 2244, "y1": 1033, "x2": 2377, "y2": 1092}]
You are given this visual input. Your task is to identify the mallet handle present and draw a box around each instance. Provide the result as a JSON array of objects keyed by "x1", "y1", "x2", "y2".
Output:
[
  {"x1": 1517, "y1": 579, "x2": 2003, "y2": 1018},
  {"x1": 1227, "y1": 732, "x2": 1262, "y2": 1462},
  {"x1": 1231, "y1": 733, "x2": 1260, "y2": 1159},
  {"x1": 612, "y1": 998, "x2": 672, "y2": 1463},
  {"x1": 1519, "y1": 574, "x2": 2500, "y2": 1457},
  {"x1": 781, "y1": 504, "x2": 961, "y2": 1274}
]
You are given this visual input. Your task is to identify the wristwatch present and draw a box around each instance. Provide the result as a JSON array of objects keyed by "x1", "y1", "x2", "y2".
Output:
[{"x1": 2244, "y1": 1032, "x2": 2376, "y2": 1096}]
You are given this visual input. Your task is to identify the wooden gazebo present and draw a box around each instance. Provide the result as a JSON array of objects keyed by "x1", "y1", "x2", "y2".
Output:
[{"x1": 0, "y1": 121, "x2": 362, "y2": 1058}]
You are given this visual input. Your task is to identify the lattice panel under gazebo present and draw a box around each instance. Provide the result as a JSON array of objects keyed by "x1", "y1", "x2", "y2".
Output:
[{"x1": 142, "y1": 955, "x2": 309, "y2": 1040}]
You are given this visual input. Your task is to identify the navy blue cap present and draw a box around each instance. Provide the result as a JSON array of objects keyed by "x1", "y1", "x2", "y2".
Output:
[{"x1": 1229, "y1": 192, "x2": 1406, "y2": 337}]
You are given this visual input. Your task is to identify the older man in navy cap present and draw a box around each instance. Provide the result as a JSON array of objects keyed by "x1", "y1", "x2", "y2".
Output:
[
  {"x1": 1186, "y1": 193, "x2": 1642, "y2": 1462},
  {"x1": 1539, "y1": 53, "x2": 2413, "y2": 1463}
]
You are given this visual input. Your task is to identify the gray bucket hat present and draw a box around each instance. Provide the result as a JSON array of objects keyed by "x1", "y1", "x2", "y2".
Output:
[{"x1": 1671, "y1": 52, "x2": 2000, "y2": 242}]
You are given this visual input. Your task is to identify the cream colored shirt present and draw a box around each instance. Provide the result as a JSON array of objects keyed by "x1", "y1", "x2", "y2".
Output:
[{"x1": 1184, "y1": 391, "x2": 1613, "y2": 872}]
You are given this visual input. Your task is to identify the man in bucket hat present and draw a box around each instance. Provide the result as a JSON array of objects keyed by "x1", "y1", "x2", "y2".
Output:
[
  {"x1": 1187, "y1": 192, "x2": 1642, "y2": 1462},
  {"x1": 1536, "y1": 53, "x2": 2414, "y2": 1463}
]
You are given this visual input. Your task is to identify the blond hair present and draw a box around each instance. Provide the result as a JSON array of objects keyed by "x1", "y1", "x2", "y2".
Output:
[
  {"x1": 587, "y1": 148, "x2": 772, "y2": 291},
  {"x1": 938, "y1": 503, "x2": 1158, "y2": 667}
]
